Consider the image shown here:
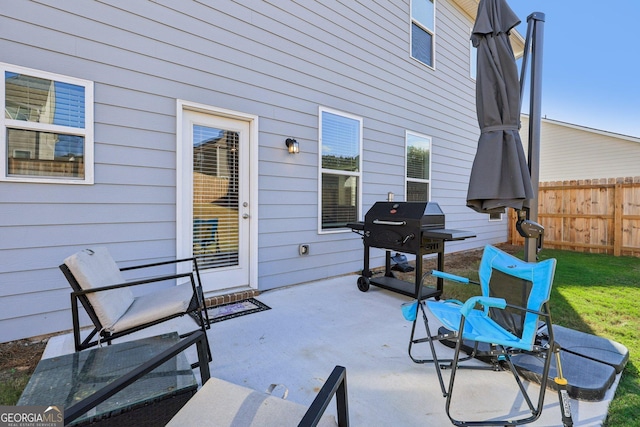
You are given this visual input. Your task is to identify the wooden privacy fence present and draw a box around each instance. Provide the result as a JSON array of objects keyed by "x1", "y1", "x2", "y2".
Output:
[{"x1": 509, "y1": 177, "x2": 640, "y2": 257}]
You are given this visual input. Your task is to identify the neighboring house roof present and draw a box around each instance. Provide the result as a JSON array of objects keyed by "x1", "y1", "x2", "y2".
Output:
[
  {"x1": 520, "y1": 115, "x2": 640, "y2": 181},
  {"x1": 535, "y1": 116, "x2": 640, "y2": 144},
  {"x1": 453, "y1": 0, "x2": 525, "y2": 57}
]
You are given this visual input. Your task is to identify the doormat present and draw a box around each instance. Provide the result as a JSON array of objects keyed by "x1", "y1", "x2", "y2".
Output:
[{"x1": 206, "y1": 298, "x2": 271, "y2": 324}]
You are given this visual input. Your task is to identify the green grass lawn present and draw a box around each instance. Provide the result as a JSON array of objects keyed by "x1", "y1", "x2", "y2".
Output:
[
  {"x1": 0, "y1": 370, "x2": 31, "y2": 405},
  {"x1": 438, "y1": 248, "x2": 640, "y2": 427}
]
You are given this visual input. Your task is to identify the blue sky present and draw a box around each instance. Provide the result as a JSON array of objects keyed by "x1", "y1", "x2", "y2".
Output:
[{"x1": 508, "y1": 1, "x2": 640, "y2": 137}]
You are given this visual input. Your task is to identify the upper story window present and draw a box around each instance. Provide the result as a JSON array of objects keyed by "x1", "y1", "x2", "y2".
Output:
[
  {"x1": 1, "y1": 63, "x2": 93, "y2": 184},
  {"x1": 406, "y1": 131, "x2": 431, "y2": 201},
  {"x1": 411, "y1": 0, "x2": 435, "y2": 67},
  {"x1": 319, "y1": 107, "x2": 362, "y2": 232}
]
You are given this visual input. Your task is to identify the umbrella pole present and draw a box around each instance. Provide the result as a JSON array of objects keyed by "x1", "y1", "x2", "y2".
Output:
[{"x1": 521, "y1": 12, "x2": 545, "y2": 262}]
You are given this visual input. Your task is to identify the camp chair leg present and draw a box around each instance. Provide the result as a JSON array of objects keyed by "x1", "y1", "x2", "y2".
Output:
[
  {"x1": 408, "y1": 301, "x2": 480, "y2": 397},
  {"x1": 408, "y1": 301, "x2": 477, "y2": 368},
  {"x1": 443, "y1": 328, "x2": 463, "y2": 424},
  {"x1": 444, "y1": 320, "x2": 554, "y2": 426},
  {"x1": 407, "y1": 301, "x2": 448, "y2": 395},
  {"x1": 503, "y1": 354, "x2": 537, "y2": 412}
]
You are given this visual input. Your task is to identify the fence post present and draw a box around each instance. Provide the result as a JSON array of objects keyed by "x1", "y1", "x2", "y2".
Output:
[{"x1": 614, "y1": 181, "x2": 622, "y2": 256}]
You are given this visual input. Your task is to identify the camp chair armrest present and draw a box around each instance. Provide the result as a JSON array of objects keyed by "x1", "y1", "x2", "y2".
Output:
[
  {"x1": 503, "y1": 303, "x2": 552, "y2": 318},
  {"x1": 460, "y1": 296, "x2": 506, "y2": 317},
  {"x1": 431, "y1": 270, "x2": 470, "y2": 284},
  {"x1": 71, "y1": 272, "x2": 197, "y2": 297}
]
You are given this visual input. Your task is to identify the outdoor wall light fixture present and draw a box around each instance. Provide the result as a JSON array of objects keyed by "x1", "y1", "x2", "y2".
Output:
[{"x1": 285, "y1": 138, "x2": 299, "y2": 154}]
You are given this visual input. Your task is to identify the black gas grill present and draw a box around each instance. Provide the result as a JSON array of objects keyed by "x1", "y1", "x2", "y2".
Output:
[{"x1": 349, "y1": 201, "x2": 475, "y2": 299}]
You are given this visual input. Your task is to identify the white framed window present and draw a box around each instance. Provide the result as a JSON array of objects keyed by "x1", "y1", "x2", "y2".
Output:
[
  {"x1": 410, "y1": 0, "x2": 435, "y2": 68},
  {"x1": 318, "y1": 107, "x2": 362, "y2": 233},
  {"x1": 489, "y1": 212, "x2": 503, "y2": 221},
  {"x1": 405, "y1": 131, "x2": 431, "y2": 201},
  {"x1": 1, "y1": 63, "x2": 94, "y2": 184}
]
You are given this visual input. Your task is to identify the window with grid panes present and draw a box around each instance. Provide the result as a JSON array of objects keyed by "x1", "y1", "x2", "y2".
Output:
[
  {"x1": 319, "y1": 108, "x2": 362, "y2": 231},
  {"x1": 2, "y1": 63, "x2": 93, "y2": 183}
]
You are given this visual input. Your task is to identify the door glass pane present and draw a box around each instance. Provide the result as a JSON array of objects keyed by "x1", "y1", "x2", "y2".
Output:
[{"x1": 192, "y1": 125, "x2": 239, "y2": 269}]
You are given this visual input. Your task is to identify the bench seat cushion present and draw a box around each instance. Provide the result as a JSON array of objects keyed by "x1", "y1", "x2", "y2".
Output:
[
  {"x1": 111, "y1": 283, "x2": 195, "y2": 333},
  {"x1": 167, "y1": 377, "x2": 338, "y2": 427}
]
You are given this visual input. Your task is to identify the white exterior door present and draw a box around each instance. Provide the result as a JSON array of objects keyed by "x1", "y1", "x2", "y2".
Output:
[{"x1": 178, "y1": 104, "x2": 256, "y2": 293}]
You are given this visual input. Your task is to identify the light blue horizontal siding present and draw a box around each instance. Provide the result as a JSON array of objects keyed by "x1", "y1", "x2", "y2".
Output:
[{"x1": 0, "y1": 0, "x2": 509, "y2": 342}]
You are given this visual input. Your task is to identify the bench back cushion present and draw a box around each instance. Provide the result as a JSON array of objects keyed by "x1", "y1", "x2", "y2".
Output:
[{"x1": 64, "y1": 247, "x2": 134, "y2": 330}]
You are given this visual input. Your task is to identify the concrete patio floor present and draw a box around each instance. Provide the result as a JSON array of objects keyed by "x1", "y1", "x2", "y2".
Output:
[{"x1": 44, "y1": 275, "x2": 619, "y2": 426}]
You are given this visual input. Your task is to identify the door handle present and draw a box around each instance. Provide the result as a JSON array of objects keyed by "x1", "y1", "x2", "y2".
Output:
[{"x1": 242, "y1": 213, "x2": 250, "y2": 219}]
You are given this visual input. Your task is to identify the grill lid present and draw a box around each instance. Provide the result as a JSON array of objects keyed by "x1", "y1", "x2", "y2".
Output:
[{"x1": 364, "y1": 201, "x2": 445, "y2": 228}]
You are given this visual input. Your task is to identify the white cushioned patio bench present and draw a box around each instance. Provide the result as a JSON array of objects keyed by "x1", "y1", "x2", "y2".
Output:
[{"x1": 167, "y1": 365, "x2": 349, "y2": 427}]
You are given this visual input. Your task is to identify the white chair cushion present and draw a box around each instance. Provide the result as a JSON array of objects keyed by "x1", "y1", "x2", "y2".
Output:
[
  {"x1": 167, "y1": 377, "x2": 338, "y2": 427},
  {"x1": 110, "y1": 283, "x2": 195, "y2": 333},
  {"x1": 64, "y1": 247, "x2": 133, "y2": 330}
]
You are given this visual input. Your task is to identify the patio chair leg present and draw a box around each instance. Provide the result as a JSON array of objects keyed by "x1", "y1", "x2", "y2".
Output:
[
  {"x1": 443, "y1": 323, "x2": 465, "y2": 424},
  {"x1": 503, "y1": 354, "x2": 536, "y2": 412},
  {"x1": 407, "y1": 301, "x2": 449, "y2": 396},
  {"x1": 182, "y1": 313, "x2": 212, "y2": 369}
]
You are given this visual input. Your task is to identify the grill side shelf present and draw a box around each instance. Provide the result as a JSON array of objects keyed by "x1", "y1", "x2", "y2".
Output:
[{"x1": 421, "y1": 228, "x2": 477, "y2": 241}]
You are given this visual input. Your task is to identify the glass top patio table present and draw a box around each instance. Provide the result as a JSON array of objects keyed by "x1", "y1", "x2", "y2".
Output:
[{"x1": 18, "y1": 332, "x2": 197, "y2": 425}]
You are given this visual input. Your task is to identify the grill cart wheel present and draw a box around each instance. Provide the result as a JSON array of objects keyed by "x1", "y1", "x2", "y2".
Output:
[{"x1": 357, "y1": 276, "x2": 370, "y2": 292}]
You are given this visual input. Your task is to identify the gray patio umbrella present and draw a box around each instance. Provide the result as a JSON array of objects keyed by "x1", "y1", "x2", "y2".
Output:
[{"x1": 466, "y1": 0, "x2": 533, "y2": 214}]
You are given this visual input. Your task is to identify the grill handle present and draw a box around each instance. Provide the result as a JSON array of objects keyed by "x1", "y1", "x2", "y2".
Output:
[{"x1": 372, "y1": 219, "x2": 406, "y2": 226}]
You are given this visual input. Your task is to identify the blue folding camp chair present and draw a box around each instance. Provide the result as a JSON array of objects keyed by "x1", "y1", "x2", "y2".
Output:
[{"x1": 405, "y1": 245, "x2": 573, "y2": 426}]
